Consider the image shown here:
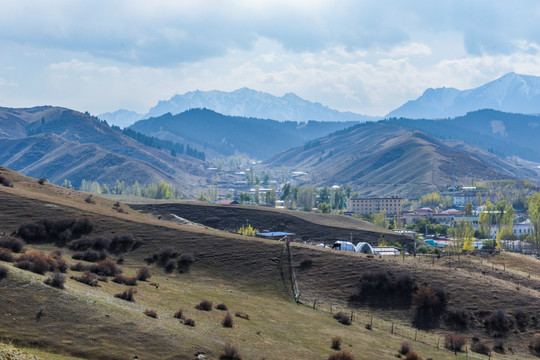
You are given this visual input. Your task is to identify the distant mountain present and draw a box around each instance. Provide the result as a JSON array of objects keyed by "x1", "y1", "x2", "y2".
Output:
[
  {"x1": 387, "y1": 73, "x2": 540, "y2": 119},
  {"x1": 388, "y1": 109, "x2": 540, "y2": 162},
  {"x1": 266, "y1": 122, "x2": 535, "y2": 198},
  {"x1": 0, "y1": 106, "x2": 208, "y2": 195},
  {"x1": 144, "y1": 88, "x2": 377, "y2": 122},
  {"x1": 98, "y1": 109, "x2": 143, "y2": 128},
  {"x1": 130, "y1": 108, "x2": 359, "y2": 159}
]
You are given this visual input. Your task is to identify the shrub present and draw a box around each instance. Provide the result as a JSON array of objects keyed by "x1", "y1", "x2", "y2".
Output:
[
  {"x1": 235, "y1": 312, "x2": 250, "y2": 320},
  {"x1": 331, "y1": 336, "x2": 342, "y2": 350},
  {"x1": 412, "y1": 286, "x2": 447, "y2": 329},
  {"x1": 327, "y1": 351, "x2": 354, "y2": 360},
  {"x1": 157, "y1": 247, "x2": 178, "y2": 266},
  {"x1": 348, "y1": 270, "x2": 416, "y2": 308},
  {"x1": 222, "y1": 312, "x2": 234, "y2": 328},
  {"x1": 69, "y1": 236, "x2": 111, "y2": 251},
  {"x1": 71, "y1": 271, "x2": 99, "y2": 286},
  {"x1": 38, "y1": 177, "x2": 46, "y2": 185},
  {"x1": 444, "y1": 308, "x2": 468, "y2": 330},
  {"x1": 514, "y1": 308, "x2": 528, "y2": 330},
  {"x1": 164, "y1": 258, "x2": 176, "y2": 273},
  {"x1": 177, "y1": 253, "x2": 195, "y2": 273},
  {"x1": 174, "y1": 309, "x2": 184, "y2": 320},
  {"x1": 108, "y1": 233, "x2": 137, "y2": 254},
  {"x1": 195, "y1": 299, "x2": 213, "y2": 311},
  {"x1": 529, "y1": 334, "x2": 540, "y2": 356},
  {"x1": 115, "y1": 287, "x2": 136, "y2": 302},
  {"x1": 219, "y1": 344, "x2": 242, "y2": 360},
  {"x1": 399, "y1": 342, "x2": 411, "y2": 355},
  {"x1": 0, "y1": 236, "x2": 25, "y2": 253},
  {"x1": 493, "y1": 339, "x2": 505, "y2": 354},
  {"x1": 216, "y1": 303, "x2": 228, "y2": 311},
  {"x1": 14, "y1": 251, "x2": 66, "y2": 275},
  {"x1": 184, "y1": 318, "x2": 195, "y2": 326},
  {"x1": 85, "y1": 195, "x2": 95, "y2": 204},
  {"x1": 444, "y1": 334, "x2": 467, "y2": 352},
  {"x1": 0, "y1": 265, "x2": 8, "y2": 280},
  {"x1": 485, "y1": 310, "x2": 511, "y2": 335},
  {"x1": 0, "y1": 175, "x2": 13, "y2": 187},
  {"x1": 299, "y1": 259, "x2": 313, "y2": 270},
  {"x1": 404, "y1": 351, "x2": 422, "y2": 360},
  {"x1": 0, "y1": 249, "x2": 15, "y2": 262},
  {"x1": 112, "y1": 274, "x2": 137, "y2": 286},
  {"x1": 91, "y1": 259, "x2": 122, "y2": 276},
  {"x1": 72, "y1": 249, "x2": 109, "y2": 262},
  {"x1": 365, "y1": 323, "x2": 372, "y2": 330},
  {"x1": 48, "y1": 250, "x2": 68, "y2": 272},
  {"x1": 137, "y1": 266, "x2": 151, "y2": 281},
  {"x1": 44, "y1": 271, "x2": 65, "y2": 289},
  {"x1": 471, "y1": 340, "x2": 491, "y2": 355},
  {"x1": 333, "y1": 312, "x2": 351, "y2": 325},
  {"x1": 71, "y1": 218, "x2": 94, "y2": 237},
  {"x1": 144, "y1": 309, "x2": 158, "y2": 318},
  {"x1": 18, "y1": 218, "x2": 93, "y2": 245}
]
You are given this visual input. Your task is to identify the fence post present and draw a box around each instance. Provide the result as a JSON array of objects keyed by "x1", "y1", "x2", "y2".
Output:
[
  {"x1": 313, "y1": 299, "x2": 317, "y2": 310},
  {"x1": 391, "y1": 321, "x2": 394, "y2": 334},
  {"x1": 415, "y1": 329, "x2": 417, "y2": 341},
  {"x1": 437, "y1": 339, "x2": 439, "y2": 350},
  {"x1": 351, "y1": 311, "x2": 354, "y2": 323},
  {"x1": 370, "y1": 315, "x2": 373, "y2": 327},
  {"x1": 330, "y1": 305, "x2": 332, "y2": 314}
]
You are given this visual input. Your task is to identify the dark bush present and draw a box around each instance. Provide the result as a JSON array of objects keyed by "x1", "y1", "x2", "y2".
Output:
[
  {"x1": 327, "y1": 351, "x2": 354, "y2": 360},
  {"x1": 471, "y1": 340, "x2": 491, "y2": 355},
  {"x1": 174, "y1": 309, "x2": 184, "y2": 320},
  {"x1": 514, "y1": 308, "x2": 528, "y2": 330},
  {"x1": 412, "y1": 286, "x2": 447, "y2": 329},
  {"x1": 299, "y1": 259, "x2": 313, "y2": 270},
  {"x1": 137, "y1": 266, "x2": 151, "y2": 281},
  {"x1": 69, "y1": 236, "x2": 111, "y2": 251},
  {"x1": 216, "y1": 303, "x2": 228, "y2": 311},
  {"x1": 444, "y1": 334, "x2": 467, "y2": 352},
  {"x1": 235, "y1": 312, "x2": 249, "y2": 320},
  {"x1": 38, "y1": 177, "x2": 46, "y2": 185},
  {"x1": 348, "y1": 270, "x2": 416, "y2": 308},
  {"x1": 158, "y1": 247, "x2": 178, "y2": 266},
  {"x1": 115, "y1": 287, "x2": 136, "y2": 302},
  {"x1": 164, "y1": 258, "x2": 176, "y2": 273},
  {"x1": 18, "y1": 222, "x2": 47, "y2": 243},
  {"x1": 18, "y1": 218, "x2": 92, "y2": 245},
  {"x1": 404, "y1": 351, "x2": 422, "y2": 360},
  {"x1": 485, "y1": 310, "x2": 511, "y2": 335},
  {"x1": 331, "y1": 336, "x2": 342, "y2": 350},
  {"x1": 184, "y1": 318, "x2": 195, "y2": 326},
  {"x1": 333, "y1": 312, "x2": 351, "y2": 325},
  {"x1": 0, "y1": 175, "x2": 13, "y2": 187},
  {"x1": 113, "y1": 274, "x2": 138, "y2": 286},
  {"x1": 14, "y1": 251, "x2": 60, "y2": 275},
  {"x1": 84, "y1": 195, "x2": 95, "y2": 204},
  {"x1": 177, "y1": 253, "x2": 195, "y2": 273},
  {"x1": 71, "y1": 258, "x2": 122, "y2": 276},
  {"x1": 0, "y1": 265, "x2": 8, "y2": 280},
  {"x1": 109, "y1": 233, "x2": 137, "y2": 254},
  {"x1": 493, "y1": 339, "x2": 505, "y2": 354},
  {"x1": 222, "y1": 312, "x2": 234, "y2": 328},
  {"x1": 144, "y1": 309, "x2": 158, "y2": 318},
  {"x1": 44, "y1": 271, "x2": 65, "y2": 289},
  {"x1": 72, "y1": 249, "x2": 109, "y2": 262},
  {"x1": 444, "y1": 308, "x2": 469, "y2": 330},
  {"x1": 529, "y1": 334, "x2": 540, "y2": 356},
  {"x1": 0, "y1": 249, "x2": 15, "y2": 262},
  {"x1": 219, "y1": 344, "x2": 242, "y2": 360},
  {"x1": 49, "y1": 249, "x2": 68, "y2": 272},
  {"x1": 365, "y1": 323, "x2": 371, "y2": 330},
  {"x1": 195, "y1": 299, "x2": 213, "y2": 311},
  {"x1": 71, "y1": 218, "x2": 94, "y2": 237},
  {"x1": 0, "y1": 236, "x2": 25, "y2": 253},
  {"x1": 71, "y1": 271, "x2": 99, "y2": 287},
  {"x1": 399, "y1": 342, "x2": 411, "y2": 355}
]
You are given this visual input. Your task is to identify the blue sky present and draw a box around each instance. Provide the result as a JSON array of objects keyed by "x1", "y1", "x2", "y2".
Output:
[{"x1": 1, "y1": 0, "x2": 539, "y2": 116}]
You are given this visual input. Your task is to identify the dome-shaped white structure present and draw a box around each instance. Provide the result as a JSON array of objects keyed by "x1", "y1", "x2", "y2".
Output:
[{"x1": 355, "y1": 242, "x2": 374, "y2": 254}]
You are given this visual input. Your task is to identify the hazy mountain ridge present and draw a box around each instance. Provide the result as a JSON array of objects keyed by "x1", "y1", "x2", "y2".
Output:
[
  {"x1": 144, "y1": 88, "x2": 377, "y2": 122},
  {"x1": 98, "y1": 109, "x2": 143, "y2": 128},
  {"x1": 130, "y1": 108, "x2": 359, "y2": 159},
  {"x1": 387, "y1": 73, "x2": 540, "y2": 119}
]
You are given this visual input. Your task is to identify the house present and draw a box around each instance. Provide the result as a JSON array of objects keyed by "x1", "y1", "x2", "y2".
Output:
[{"x1": 489, "y1": 219, "x2": 534, "y2": 238}]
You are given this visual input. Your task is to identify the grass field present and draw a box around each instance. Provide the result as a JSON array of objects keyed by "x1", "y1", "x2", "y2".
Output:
[{"x1": 1, "y1": 166, "x2": 539, "y2": 359}]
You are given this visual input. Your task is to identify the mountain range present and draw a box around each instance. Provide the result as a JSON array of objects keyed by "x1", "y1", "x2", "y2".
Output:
[{"x1": 386, "y1": 72, "x2": 540, "y2": 119}]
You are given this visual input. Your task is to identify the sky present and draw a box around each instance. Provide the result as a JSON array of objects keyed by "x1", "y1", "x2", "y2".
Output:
[{"x1": 1, "y1": 0, "x2": 540, "y2": 117}]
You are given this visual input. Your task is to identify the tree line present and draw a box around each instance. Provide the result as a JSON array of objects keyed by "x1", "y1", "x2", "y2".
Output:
[{"x1": 73, "y1": 179, "x2": 180, "y2": 199}]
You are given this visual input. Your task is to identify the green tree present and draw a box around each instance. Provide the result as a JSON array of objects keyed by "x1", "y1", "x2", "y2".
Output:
[
  {"x1": 464, "y1": 201, "x2": 473, "y2": 215},
  {"x1": 478, "y1": 199, "x2": 495, "y2": 238},
  {"x1": 317, "y1": 202, "x2": 332, "y2": 213},
  {"x1": 61, "y1": 179, "x2": 73, "y2": 189},
  {"x1": 265, "y1": 188, "x2": 277, "y2": 206},
  {"x1": 132, "y1": 181, "x2": 142, "y2": 197},
  {"x1": 527, "y1": 192, "x2": 540, "y2": 248},
  {"x1": 170, "y1": 148, "x2": 177, "y2": 157},
  {"x1": 318, "y1": 186, "x2": 331, "y2": 205},
  {"x1": 372, "y1": 211, "x2": 388, "y2": 229},
  {"x1": 448, "y1": 218, "x2": 474, "y2": 252},
  {"x1": 101, "y1": 184, "x2": 110, "y2": 194}
]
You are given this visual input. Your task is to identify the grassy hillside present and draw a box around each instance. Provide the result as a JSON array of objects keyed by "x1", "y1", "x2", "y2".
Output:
[{"x1": 1, "y1": 167, "x2": 539, "y2": 359}]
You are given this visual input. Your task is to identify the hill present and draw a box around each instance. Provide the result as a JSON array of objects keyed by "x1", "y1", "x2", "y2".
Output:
[
  {"x1": 266, "y1": 122, "x2": 536, "y2": 198},
  {"x1": 388, "y1": 109, "x2": 540, "y2": 163},
  {"x1": 386, "y1": 73, "x2": 540, "y2": 119},
  {"x1": 1, "y1": 167, "x2": 539, "y2": 359},
  {"x1": 144, "y1": 87, "x2": 377, "y2": 122},
  {"x1": 0, "y1": 106, "x2": 208, "y2": 195},
  {"x1": 130, "y1": 108, "x2": 358, "y2": 159}
]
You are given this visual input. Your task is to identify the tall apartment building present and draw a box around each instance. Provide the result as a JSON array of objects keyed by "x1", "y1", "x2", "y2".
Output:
[{"x1": 346, "y1": 196, "x2": 402, "y2": 215}]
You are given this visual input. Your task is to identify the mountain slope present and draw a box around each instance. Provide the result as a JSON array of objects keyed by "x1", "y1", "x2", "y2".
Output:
[
  {"x1": 130, "y1": 108, "x2": 359, "y2": 159},
  {"x1": 267, "y1": 122, "x2": 534, "y2": 198},
  {"x1": 0, "y1": 106, "x2": 208, "y2": 194},
  {"x1": 388, "y1": 109, "x2": 540, "y2": 162},
  {"x1": 387, "y1": 73, "x2": 540, "y2": 119},
  {"x1": 144, "y1": 88, "x2": 377, "y2": 122},
  {"x1": 98, "y1": 108, "x2": 144, "y2": 128}
]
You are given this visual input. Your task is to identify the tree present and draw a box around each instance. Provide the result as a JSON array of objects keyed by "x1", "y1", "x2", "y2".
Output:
[
  {"x1": 372, "y1": 211, "x2": 388, "y2": 229},
  {"x1": 318, "y1": 186, "x2": 331, "y2": 205},
  {"x1": 265, "y1": 188, "x2": 277, "y2": 206},
  {"x1": 61, "y1": 179, "x2": 73, "y2": 189},
  {"x1": 237, "y1": 225, "x2": 258, "y2": 236},
  {"x1": 170, "y1": 148, "x2": 177, "y2": 157},
  {"x1": 317, "y1": 202, "x2": 332, "y2": 213},
  {"x1": 464, "y1": 201, "x2": 473, "y2": 215},
  {"x1": 478, "y1": 199, "x2": 495, "y2": 238},
  {"x1": 297, "y1": 187, "x2": 316, "y2": 211},
  {"x1": 527, "y1": 192, "x2": 540, "y2": 248},
  {"x1": 448, "y1": 219, "x2": 474, "y2": 252}
]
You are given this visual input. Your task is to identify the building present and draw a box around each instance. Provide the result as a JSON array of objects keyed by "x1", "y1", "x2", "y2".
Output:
[
  {"x1": 346, "y1": 196, "x2": 402, "y2": 215},
  {"x1": 489, "y1": 219, "x2": 534, "y2": 238}
]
